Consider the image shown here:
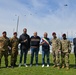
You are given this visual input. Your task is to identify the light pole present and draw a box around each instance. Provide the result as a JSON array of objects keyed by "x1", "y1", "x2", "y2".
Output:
[{"x1": 16, "y1": 16, "x2": 19, "y2": 34}]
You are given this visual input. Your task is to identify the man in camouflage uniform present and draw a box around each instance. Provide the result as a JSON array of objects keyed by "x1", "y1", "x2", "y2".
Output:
[
  {"x1": 10, "y1": 32, "x2": 19, "y2": 68},
  {"x1": 51, "y1": 32, "x2": 61, "y2": 69},
  {"x1": 61, "y1": 34, "x2": 71, "y2": 70},
  {"x1": 0, "y1": 31, "x2": 10, "y2": 68}
]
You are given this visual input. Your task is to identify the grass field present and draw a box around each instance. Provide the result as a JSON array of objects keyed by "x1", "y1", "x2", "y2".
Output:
[{"x1": 0, "y1": 54, "x2": 76, "y2": 75}]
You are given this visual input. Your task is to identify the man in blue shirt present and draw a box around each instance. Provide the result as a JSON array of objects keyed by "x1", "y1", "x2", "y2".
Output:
[{"x1": 41, "y1": 32, "x2": 50, "y2": 67}]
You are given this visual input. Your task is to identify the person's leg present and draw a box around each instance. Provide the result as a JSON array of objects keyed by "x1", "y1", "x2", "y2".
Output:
[
  {"x1": 11, "y1": 51, "x2": 15, "y2": 67},
  {"x1": 30, "y1": 48, "x2": 34, "y2": 66},
  {"x1": 42, "y1": 50, "x2": 45, "y2": 67},
  {"x1": 35, "y1": 48, "x2": 39, "y2": 65},
  {"x1": 14, "y1": 51, "x2": 18, "y2": 66},
  {"x1": 20, "y1": 50, "x2": 23, "y2": 64},
  {"x1": 4, "y1": 51, "x2": 8, "y2": 67},
  {"x1": 24, "y1": 50, "x2": 28, "y2": 66},
  {"x1": 46, "y1": 51, "x2": 50, "y2": 67},
  {"x1": 74, "y1": 47, "x2": 76, "y2": 68},
  {"x1": 52, "y1": 51, "x2": 56, "y2": 67},
  {"x1": 0, "y1": 51, "x2": 1, "y2": 68},
  {"x1": 74, "y1": 53, "x2": 76, "y2": 66},
  {"x1": 19, "y1": 50, "x2": 23, "y2": 67},
  {"x1": 61, "y1": 52, "x2": 65, "y2": 68},
  {"x1": 56, "y1": 51, "x2": 60, "y2": 68},
  {"x1": 0, "y1": 51, "x2": 3, "y2": 68},
  {"x1": 65, "y1": 53, "x2": 69, "y2": 69},
  {"x1": 55, "y1": 51, "x2": 60, "y2": 69}
]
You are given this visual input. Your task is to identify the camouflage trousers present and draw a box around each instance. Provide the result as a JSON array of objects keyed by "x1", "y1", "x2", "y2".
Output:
[
  {"x1": 0, "y1": 50, "x2": 8, "y2": 67},
  {"x1": 61, "y1": 52, "x2": 69, "y2": 67},
  {"x1": 11, "y1": 50, "x2": 18, "y2": 66},
  {"x1": 52, "y1": 50, "x2": 60, "y2": 66}
]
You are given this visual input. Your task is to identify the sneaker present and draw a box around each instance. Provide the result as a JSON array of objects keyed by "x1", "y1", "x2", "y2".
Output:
[
  {"x1": 62, "y1": 65, "x2": 65, "y2": 69},
  {"x1": 11, "y1": 66, "x2": 14, "y2": 68},
  {"x1": 57, "y1": 66, "x2": 60, "y2": 69},
  {"x1": 47, "y1": 64, "x2": 49, "y2": 67},
  {"x1": 42, "y1": 64, "x2": 44, "y2": 67},
  {"x1": 30, "y1": 64, "x2": 32, "y2": 67},
  {"x1": 19, "y1": 64, "x2": 21, "y2": 67},
  {"x1": 66, "y1": 67, "x2": 69, "y2": 70},
  {"x1": 24, "y1": 64, "x2": 28, "y2": 67},
  {"x1": 36, "y1": 64, "x2": 38, "y2": 67},
  {"x1": 6, "y1": 66, "x2": 9, "y2": 68},
  {"x1": 6, "y1": 65, "x2": 8, "y2": 68}
]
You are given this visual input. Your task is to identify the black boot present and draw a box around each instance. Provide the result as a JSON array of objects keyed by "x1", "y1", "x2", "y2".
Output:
[
  {"x1": 6, "y1": 65, "x2": 8, "y2": 68},
  {"x1": 14, "y1": 63, "x2": 17, "y2": 67}
]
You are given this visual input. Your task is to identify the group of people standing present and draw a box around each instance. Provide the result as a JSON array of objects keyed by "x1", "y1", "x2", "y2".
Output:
[{"x1": 0, "y1": 28, "x2": 76, "y2": 70}]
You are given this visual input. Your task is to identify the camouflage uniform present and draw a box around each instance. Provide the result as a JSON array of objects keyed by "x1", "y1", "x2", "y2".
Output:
[
  {"x1": 10, "y1": 37, "x2": 19, "y2": 66},
  {"x1": 51, "y1": 37, "x2": 61, "y2": 66},
  {"x1": 0, "y1": 36, "x2": 10, "y2": 67},
  {"x1": 61, "y1": 39, "x2": 71, "y2": 68}
]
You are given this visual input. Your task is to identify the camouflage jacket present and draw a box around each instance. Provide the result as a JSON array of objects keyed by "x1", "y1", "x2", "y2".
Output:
[
  {"x1": 61, "y1": 39, "x2": 71, "y2": 53},
  {"x1": 10, "y1": 37, "x2": 19, "y2": 50},
  {"x1": 0, "y1": 36, "x2": 10, "y2": 51},
  {"x1": 51, "y1": 38, "x2": 61, "y2": 51}
]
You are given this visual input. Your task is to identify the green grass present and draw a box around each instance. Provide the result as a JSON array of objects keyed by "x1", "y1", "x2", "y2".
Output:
[{"x1": 0, "y1": 54, "x2": 76, "y2": 75}]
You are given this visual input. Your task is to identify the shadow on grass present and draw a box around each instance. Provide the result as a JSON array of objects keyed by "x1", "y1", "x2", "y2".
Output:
[
  {"x1": 1, "y1": 63, "x2": 76, "y2": 69},
  {"x1": 70, "y1": 64, "x2": 76, "y2": 69},
  {"x1": 27, "y1": 63, "x2": 54, "y2": 66}
]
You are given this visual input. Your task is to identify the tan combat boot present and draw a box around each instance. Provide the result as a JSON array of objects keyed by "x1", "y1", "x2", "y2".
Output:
[
  {"x1": 57, "y1": 66, "x2": 60, "y2": 69},
  {"x1": 62, "y1": 65, "x2": 65, "y2": 69},
  {"x1": 66, "y1": 67, "x2": 69, "y2": 70},
  {"x1": 53, "y1": 65, "x2": 57, "y2": 68}
]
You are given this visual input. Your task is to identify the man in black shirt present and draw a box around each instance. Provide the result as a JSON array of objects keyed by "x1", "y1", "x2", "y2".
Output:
[
  {"x1": 73, "y1": 37, "x2": 76, "y2": 68},
  {"x1": 30, "y1": 32, "x2": 41, "y2": 66},
  {"x1": 19, "y1": 28, "x2": 30, "y2": 67}
]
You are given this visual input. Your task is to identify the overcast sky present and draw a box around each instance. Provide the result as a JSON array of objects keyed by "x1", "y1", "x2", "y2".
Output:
[{"x1": 0, "y1": 0, "x2": 76, "y2": 38}]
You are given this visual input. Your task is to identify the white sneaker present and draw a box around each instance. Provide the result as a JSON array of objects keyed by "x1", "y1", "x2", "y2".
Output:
[
  {"x1": 24, "y1": 64, "x2": 28, "y2": 67},
  {"x1": 42, "y1": 64, "x2": 44, "y2": 67},
  {"x1": 47, "y1": 64, "x2": 49, "y2": 67}
]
